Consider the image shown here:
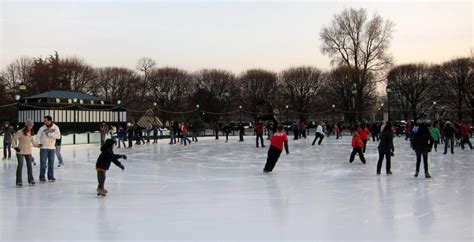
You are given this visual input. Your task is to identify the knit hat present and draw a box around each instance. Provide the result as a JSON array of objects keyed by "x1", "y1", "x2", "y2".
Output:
[{"x1": 25, "y1": 119, "x2": 34, "y2": 128}]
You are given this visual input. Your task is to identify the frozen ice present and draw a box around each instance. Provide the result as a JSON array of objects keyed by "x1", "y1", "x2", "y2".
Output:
[{"x1": 1, "y1": 135, "x2": 473, "y2": 241}]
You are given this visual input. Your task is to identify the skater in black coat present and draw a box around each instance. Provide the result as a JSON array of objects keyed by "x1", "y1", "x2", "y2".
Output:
[
  {"x1": 376, "y1": 122, "x2": 394, "y2": 175},
  {"x1": 96, "y1": 139, "x2": 126, "y2": 196},
  {"x1": 412, "y1": 123, "x2": 433, "y2": 178}
]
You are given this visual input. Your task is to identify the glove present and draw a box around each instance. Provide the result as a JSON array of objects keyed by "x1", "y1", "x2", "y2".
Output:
[
  {"x1": 122, "y1": 155, "x2": 127, "y2": 160},
  {"x1": 14, "y1": 147, "x2": 20, "y2": 152},
  {"x1": 119, "y1": 164, "x2": 125, "y2": 171},
  {"x1": 390, "y1": 151, "x2": 395, "y2": 157}
]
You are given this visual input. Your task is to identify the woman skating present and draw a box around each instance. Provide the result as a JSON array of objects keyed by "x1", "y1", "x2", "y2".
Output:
[
  {"x1": 376, "y1": 122, "x2": 394, "y2": 175},
  {"x1": 429, "y1": 123, "x2": 441, "y2": 152},
  {"x1": 357, "y1": 122, "x2": 370, "y2": 153},
  {"x1": 412, "y1": 123, "x2": 433, "y2": 178},
  {"x1": 12, "y1": 120, "x2": 40, "y2": 187}
]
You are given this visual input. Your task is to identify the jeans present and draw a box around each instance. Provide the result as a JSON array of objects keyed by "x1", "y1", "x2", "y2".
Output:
[
  {"x1": 183, "y1": 134, "x2": 191, "y2": 146},
  {"x1": 100, "y1": 134, "x2": 106, "y2": 145},
  {"x1": 256, "y1": 134, "x2": 265, "y2": 147},
  {"x1": 97, "y1": 170, "x2": 106, "y2": 189},
  {"x1": 3, "y1": 142, "x2": 11, "y2": 158},
  {"x1": 377, "y1": 148, "x2": 392, "y2": 174},
  {"x1": 117, "y1": 137, "x2": 126, "y2": 148},
  {"x1": 415, "y1": 151, "x2": 429, "y2": 173},
  {"x1": 56, "y1": 146, "x2": 64, "y2": 165},
  {"x1": 192, "y1": 131, "x2": 198, "y2": 142},
  {"x1": 16, "y1": 154, "x2": 34, "y2": 184},
  {"x1": 444, "y1": 137, "x2": 454, "y2": 154},
  {"x1": 169, "y1": 131, "x2": 176, "y2": 144},
  {"x1": 39, "y1": 149, "x2": 55, "y2": 180}
]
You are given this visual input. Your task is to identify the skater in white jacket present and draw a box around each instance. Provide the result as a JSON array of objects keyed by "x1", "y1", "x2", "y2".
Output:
[{"x1": 36, "y1": 115, "x2": 61, "y2": 182}]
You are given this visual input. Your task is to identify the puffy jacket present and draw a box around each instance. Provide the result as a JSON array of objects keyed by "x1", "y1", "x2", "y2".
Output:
[
  {"x1": 352, "y1": 135, "x2": 364, "y2": 148},
  {"x1": 413, "y1": 133, "x2": 434, "y2": 153},
  {"x1": 96, "y1": 147, "x2": 124, "y2": 171},
  {"x1": 357, "y1": 127, "x2": 369, "y2": 140}
]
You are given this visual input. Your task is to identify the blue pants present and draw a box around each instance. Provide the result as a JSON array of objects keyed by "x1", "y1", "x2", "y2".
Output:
[
  {"x1": 3, "y1": 142, "x2": 11, "y2": 158},
  {"x1": 40, "y1": 149, "x2": 55, "y2": 180},
  {"x1": 56, "y1": 146, "x2": 64, "y2": 165}
]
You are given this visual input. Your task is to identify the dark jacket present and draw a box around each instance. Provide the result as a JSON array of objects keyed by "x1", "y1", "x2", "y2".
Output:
[
  {"x1": 378, "y1": 130, "x2": 394, "y2": 152},
  {"x1": 412, "y1": 133, "x2": 434, "y2": 153},
  {"x1": 96, "y1": 147, "x2": 123, "y2": 170},
  {"x1": 443, "y1": 125, "x2": 455, "y2": 138}
]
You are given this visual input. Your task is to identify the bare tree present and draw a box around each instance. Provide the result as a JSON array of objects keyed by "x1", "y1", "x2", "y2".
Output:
[
  {"x1": 320, "y1": 8, "x2": 394, "y2": 119},
  {"x1": 280, "y1": 66, "x2": 325, "y2": 119},
  {"x1": 59, "y1": 57, "x2": 96, "y2": 92},
  {"x1": 436, "y1": 57, "x2": 472, "y2": 121},
  {"x1": 387, "y1": 64, "x2": 437, "y2": 122},
  {"x1": 94, "y1": 67, "x2": 141, "y2": 107},
  {"x1": 239, "y1": 69, "x2": 278, "y2": 120},
  {"x1": 1, "y1": 57, "x2": 34, "y2": 98},
  {"x1": 136, "y1": 57, "x2": 157, "y2": 101}
]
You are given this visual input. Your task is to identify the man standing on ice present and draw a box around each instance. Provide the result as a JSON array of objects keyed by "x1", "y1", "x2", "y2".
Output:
[{"x1": 263, "y1": 125, "x2": 289, "y2": 173}]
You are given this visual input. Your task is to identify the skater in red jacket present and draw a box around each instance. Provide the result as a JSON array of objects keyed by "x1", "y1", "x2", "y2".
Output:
[
  {"x1": 349, "y1": 131, "x2": 366, "y2": 164},
  {"x1": 357, "y1": 123, "x2": 370, "y2": 153},
  {"x1": 263, "y1": 125, "x2": 289, "y2": 173}
]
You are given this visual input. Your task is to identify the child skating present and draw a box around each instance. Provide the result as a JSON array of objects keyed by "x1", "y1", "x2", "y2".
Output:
[
  {"x1": 95, "y1": 139, "x2": 126, "y2": 196},
  {"x1": 263, "y1": 125, "x2": 289, "y2": 173},
  {"x1": 349, "y1": 131, "x2": 366, "y2": 164}
]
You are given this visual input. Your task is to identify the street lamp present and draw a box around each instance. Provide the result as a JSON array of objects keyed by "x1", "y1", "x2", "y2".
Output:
[
  {"x1": 332, "y1": 104, "x2": 336, "y2": 126},
  {"x1": 117, "y1": 100, "x2": 122, "y2": 128},
  {"x1": 239, "y1": 105, "x2": 242, "y2": 124},
  {"x1": 380, "y1": 103, "x2": 384, "y2": 121},
  {"x1": 386, "y1": 86, "x2": 392, "y2": 121},
  {"x1": 351, "y1": 85, "x2": 357, "y2": 125},
  {"x1": 224, "y1": 90, "x2": 230, "y2": 124},
  {"x1": 160, "y1": 91, "x2": 168, "y2": 125},
  {"x1": 73, "y1": 98, "x2": 78, "y2": 144},
  {"x1": 433, "y1": 101, "x2": 437, "y2": 121}
]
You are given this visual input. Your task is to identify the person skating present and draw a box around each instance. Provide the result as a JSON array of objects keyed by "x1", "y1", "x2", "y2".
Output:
[
  {"x1": 1, "y1": 122, "x2": 15, "y2": 160},
  {"x1": 127, "y1": 124, "x2": 134, "y2": 148},
  {"x1": 12, "y1": 120, "x2": 40, "y2": 187},
  {"x1": 357, "y1": 122, "x2": 370, "y2": 153},
  {"x1": 238, "y1": 123, "x2": 245, "y2": 142},
  {"x1": 152, "y1": 124, "x2": 158, "y2": 144},
  {"x1": 99, "y1": 121, "x2": 109, "y2": 146},
  {"x1": 442, "y1": 122, "x2": 456, "y2": 154},
  {"x1": 336, "y1": 122, "x2": 342, "y2": 139},
  {"x1": 36, "y1": 116, "x2": 61, "y2": 182},
  {"x1": 169, "y1": 121, "x2": 176, "y2": 144},
  {"x1": 96, "y1": 139, "x2": 126, "y2": 196},
  {"x1": 224, "y1": 123, "x2": 231, "y2": 142},
  {"x1": 349, "y1": 131, "x2": 366, "y2": 164},
  {"x1": 292, "y1": 121, "x2": 299, "y2": 140},
  {"x1": 312, "y1": 122, "x2": 325, "y2": 146},
  {"x1": 412, "y1": 123, "x2": 434, "y2": 178},
  {"x1": 181, "y1": 123, "x2": 192, "y2": 146},
  {"x1": 190, "y1": 123, "x2": 198, "y2": 142},
  {"x1": 55, "y1": 135, "x2": 64, "y2": 168},
  {"x1": 214, "y1": 123, "x2": 219, "y2": 140},
  {"x1": 263, "y1": 125, "x2": 289, "y2": 173},
  {"x1": 429, "y1": 123, "x2": 441, "y2": 152},
  {"x1": 117, "y1": 126, "x2": 127, "y2": 148},
  {"x1": 255, "y1": 121, "x2": 265, "y2": 148},
  {"x1": 460, "y1": 121, "x2": 472, "y2": 150},
  {"x1": 376, "y1": 121, "x2": 394, "y2": 175}
]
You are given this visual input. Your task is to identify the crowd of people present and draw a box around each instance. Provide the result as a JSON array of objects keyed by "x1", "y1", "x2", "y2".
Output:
[{"x1": 0, "y1": 115, "x2": 472, "y2": 195}]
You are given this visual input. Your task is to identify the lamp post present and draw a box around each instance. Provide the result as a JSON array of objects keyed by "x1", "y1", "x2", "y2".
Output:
[
  {"x1": 224, "y1": 90, "x2": 230, "y2": 124},
  {"x1": 433, "y1": 101, "x2": 437, "y2": 121},
  {"x1": 15, "y1": 94, "x2": 21, "y2": 125},
  {"x1": 117, "y1": 100, "x2": 122, "y2": 127},
  {"x1": 380, "y1": 103, "x2": 384, "y2": 121},
  {"x1": 386, "y1": 86, "x2": 392, "y2": 121},
  {"x1": 351, "y1": 85, "x2": 357, "y2": 126},
  {"x1": 332, "y1": 104, "x2": 335, "y2": 126},
  {"x1": 73, "y1": 98, "x2": 78, "y2": 144},
  {"x1": 160, "y1": 91, "x2": 167, "y2": 126},
  {"x1": 239, "y1": 105, "x2": 242, "y2": 124}
]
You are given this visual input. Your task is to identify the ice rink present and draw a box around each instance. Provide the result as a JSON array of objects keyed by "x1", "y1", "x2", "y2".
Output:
[{"x1": 1, "y1": 134, "x2": 473, "y2": 241}]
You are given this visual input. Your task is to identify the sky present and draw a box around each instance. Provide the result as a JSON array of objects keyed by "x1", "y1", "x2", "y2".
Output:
[{"x1": 0, "y1": 0, "x2": 472, "y2": 74}]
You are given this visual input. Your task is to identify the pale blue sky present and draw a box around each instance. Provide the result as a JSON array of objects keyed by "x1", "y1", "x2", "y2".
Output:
[{"x1": 1, "y1": 0, "x2": 472, "y2": 73}]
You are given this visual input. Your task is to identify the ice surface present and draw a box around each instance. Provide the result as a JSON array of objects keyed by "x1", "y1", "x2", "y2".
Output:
[{"x1": 1, "y1": 135, "x2": 473, "y2": 241}]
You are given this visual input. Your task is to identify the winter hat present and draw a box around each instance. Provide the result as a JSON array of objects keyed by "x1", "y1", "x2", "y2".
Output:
[{"x1": 25, "y1": 119, "x2": 34, "y2": 128}]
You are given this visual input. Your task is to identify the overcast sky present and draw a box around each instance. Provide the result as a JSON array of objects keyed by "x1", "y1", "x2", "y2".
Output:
[{"x1": 1, "y1": 0, "x2": 472, "y2": 73}]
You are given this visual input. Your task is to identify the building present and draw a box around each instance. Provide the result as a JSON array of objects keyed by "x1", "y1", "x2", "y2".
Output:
[{"x1": 18, "y1": 90, "x2": 126, "y2": 133}]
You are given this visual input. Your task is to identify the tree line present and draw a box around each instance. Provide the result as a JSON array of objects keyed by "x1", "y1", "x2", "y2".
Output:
[{"x1": 0, "y1": 8, "x2": 472, "y2": 125}]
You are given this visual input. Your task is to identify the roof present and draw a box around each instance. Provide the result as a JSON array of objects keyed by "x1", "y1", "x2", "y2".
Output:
[{"x1": 25, "y1": 90, "x2": 104, "y2": 101}]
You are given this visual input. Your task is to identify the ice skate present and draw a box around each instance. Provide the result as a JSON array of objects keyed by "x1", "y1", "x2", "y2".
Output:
[{"x1": 97, "y1": 188, "x2": 107, "y2": 197}]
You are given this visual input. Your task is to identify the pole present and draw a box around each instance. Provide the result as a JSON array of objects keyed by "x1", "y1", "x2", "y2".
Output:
[
  {"x1": 387, "y1": 96, "x2": 391, "y2": 121},
  {"x1": 73, "y1": 105, "x2": 76, "y2": 144}
]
